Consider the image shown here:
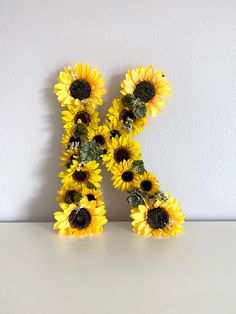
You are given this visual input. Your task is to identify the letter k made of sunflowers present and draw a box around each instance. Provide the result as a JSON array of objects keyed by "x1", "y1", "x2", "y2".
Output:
[{"x1": 53, "y1": 63, "x2": 185, "y2": 238}]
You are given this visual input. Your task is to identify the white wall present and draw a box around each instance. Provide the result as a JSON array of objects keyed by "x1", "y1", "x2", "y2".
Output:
[{"x1": 0, "y1": 0, "x2": 235, "y2": 221}]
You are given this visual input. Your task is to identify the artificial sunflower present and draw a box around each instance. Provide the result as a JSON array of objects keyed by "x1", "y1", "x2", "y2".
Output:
[
  {"x1": 106, "y1": 98, "x2": 147, "y2": 135},
  {"x1": 61, "y1": 127, "x2": 81, "y2": 151},
  {"x1": 57, "y1": 184, "x2": 82, "y2": 210},
  {"x1": 104, "y1": 118, "x2": 126, "y2": 138},
  {"x1": 80, "y1": 186, "x2": 104, "y2": 207},
  {"x1": 54, "y1": 63, "x2": 106, "y2": 107},
  {"x1": 111, "y1": 160, "x2": 139, "y2": 191},
  {"x1": 137, "y1": 172, "x2": 160, "y2": 196},
  {"x1": 120, "y1": 65, "x2": 171, "y2": 117},
  {"x1": 60, "y1": 160, "x2": 102, "y2": 189},
  {"x1": 130, "y1": 194, "x2": 185, "y2": 238},
  {"x1": 102, "y1": 135, "x2": 141, "y2": 171},
  {"x1": 87, "y1": 125, "x2": 109, "y2": 150},
  {"x1": 60, "y1": 150, "x2": 78, "y2": 168},
  {"x1": 62, "y1": 102, "x2": 100, "y2": 131},
  {"x1": 54, "y1": 199, "x2": 107, "y2": 236}
]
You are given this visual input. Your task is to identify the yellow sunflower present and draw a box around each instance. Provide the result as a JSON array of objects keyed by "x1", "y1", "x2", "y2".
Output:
[
  {"x1": 104, "y1": 118, "x2": 126, "y2": 139},
  {"x1": 106, "y1": 98, "x2": 147, "y2": 136},
  {"x1": 87, "y1": 125, "x2": 109, "y2": 150},
  {"x1": 102, "y1": 135, "x2": 141, "y2": 171},
  {"x1": 60, "y1": 160, "x2": 102, "y2": 189},
  {"x1": 57, "y1": 183, "x2": 82, "y2": 205},
  {"x1": 111, "y1": 160, "x2": 139, "y2": 191},
  {"x1": 62, "y1": 102, "x2": 100, "y2": 131},
  {"x1": 54, "y1": 199, "x2": 107, "y2": 236},
  {"x1": 130, "y1": 194, "x2": 185, "y2": 238},
  {"x1": 120, "y1": 65, "x2": 171, "y2": 117},
  {"x1": 137, "y1": 172, "x2": 160, "y2": 196},
  {"x1": 61, "y1": 128, "x2": 81, "y2": 152},
  {"x1": 54, "y1": 63, "x2": 106, "y2": 107},
  {"x1": 80, "y1": 186, "x2": 104, "y2": 207},
  {"x1": 60, "y1": 150, "x2": 78, "y2": 168}
]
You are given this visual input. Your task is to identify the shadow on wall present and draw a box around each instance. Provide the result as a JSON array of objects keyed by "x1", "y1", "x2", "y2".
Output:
[{"x1": 24, "y1": 69, "x2": 132, "y2": 222}]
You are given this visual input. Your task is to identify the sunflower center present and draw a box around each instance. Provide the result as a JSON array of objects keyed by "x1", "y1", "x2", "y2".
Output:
[
  {"x1": 122, "y1": 171, "x2": 134, "y2": 182},
  {"x1": 120, "y1": 109, "x2": 136, "y2": 122},
  {"x1": 141, "y1": 180, "x2": 153, "y2": 192},
  {"x1": 110, "y1": 130, "x2": 121, "y2": 138},
  {"x1": 87, "y1": 193, "x2": 96, "y2": 201},
  {"x1": 114, "y1": 147, "x2": 130, "y2": 163},
  {"x1": 70, "y1": 79, "x2": 91, "y2": 100},
  {"x1": 65, "y1": 190, "x2": 81, "y2": 204},
  {"x1": 147, "y1": 207, "x2": 169, "y2": 229},
  {"x1": 73, "y1": 170, "x2": 89, "y2": 183},
  {"x1": 69, "y1": 134, "x2": 80, "y2": 145},
  {"x1": 74, "y1": 111, "x2": 91, "y2": 125},
  {"x1": 66, "y1": 155, "x2": 76, "y2": 168},
  {"x1": 68, "y1": 208, "x2": 91, "y2": 229},
  {"x1": 134, "y1": 81, "x2": 155, "y2": 102},
  {"x1": 94, "y1": 135, "x2": 105, "y2": 146}
]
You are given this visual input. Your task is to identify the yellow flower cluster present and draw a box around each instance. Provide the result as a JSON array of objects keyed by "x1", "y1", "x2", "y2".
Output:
[
  {"x1": 53, "y1": 63, "x2": 184, "y2": 238},
  {"x1": 53, "y1": 64, "x2": 107, "y2": 237}
]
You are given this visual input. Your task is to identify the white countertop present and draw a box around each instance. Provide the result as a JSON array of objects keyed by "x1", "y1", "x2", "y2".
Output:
[{"x1": 0, "y1": 222, "x2": 235, "y2": 314}]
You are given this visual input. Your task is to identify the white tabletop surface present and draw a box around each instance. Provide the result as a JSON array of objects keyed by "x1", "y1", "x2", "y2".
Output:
[{"x1": 0, "y1": 222, "x2": 235, "y2": 314}]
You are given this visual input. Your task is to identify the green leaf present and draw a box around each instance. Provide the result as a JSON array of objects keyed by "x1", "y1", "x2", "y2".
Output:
[
  {"x1": 131, "y1": 160, "x2": 145, "y2": 174},
  {"x1": 121, "y1": 94, "x2": 135, "y2": 109},
  {"x1": 86, "y1": 182, "x2": 97, "y2": 189}
]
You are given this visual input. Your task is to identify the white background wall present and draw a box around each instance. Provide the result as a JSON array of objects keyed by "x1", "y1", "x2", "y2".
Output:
[{"x1": 0, "y1": 0, "x2": 235, "y2": 221}]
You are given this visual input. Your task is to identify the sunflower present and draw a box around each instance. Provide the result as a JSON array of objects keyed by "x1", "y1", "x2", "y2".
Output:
[
  {"x1": 60, "y1": 150, "x2": 78, "y2": 168},
  {"x1": 54, "y1": 199, "x2": 107, "y2": 236},
  {"x1": 104, "y1": 118, "x2": 126, "y2": 138},
  {"x1": 137, "y1": 172, "x2": 160, "y2": 196},
  {"x1": 80, "y1": 186, "x2": 104, "y2": 207},
  {"x1": 111, "y1": 160, "x2": 139, "y2": 191},
  {"x1": 54, "y1": 63, "x2": 106, "y2": 107},
  {"x1": 62, "y1": 102, "x2": 100, "y2": 131},
  {"x1": 87, "y1": 125, "x2": 109, "y2": 150},
  {"x1": 102, "y1": 135, "x2": 141, "y2": 171},
  {"x1": 57, "y1": 183, "x2": 82, "y2": 210},
  {"x1": 130, "y1": 194, "x2": 185, "y2": 238},
  {"x1": 120, "y1": 65, "x2": 171, "y2": 117},
  {"x1": 61, "y1": 128, "x2": 81, "y2": 151},
  {"x1": 106, "y1": 98, "x2": 147, "y2": 136},
  {"x1": 60, "y1": 160, "x2": 102, "y2": 189}
]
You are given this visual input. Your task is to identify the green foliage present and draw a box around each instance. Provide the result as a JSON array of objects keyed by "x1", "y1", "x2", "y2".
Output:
[
  {"x1": 86, "y1": 182, "x2": 97, "y2": 189},
  {"x1": 131, "y1": 160, "x2": 145, "y2": 174},
  {"x1": 79, "y1": 140, "x2": 103, "y2": 163},
  {"x1": 152, "y1": 190, "x2": 168, "y2": 202},
  {"x1": 65, "y1": 190, "x2": 82, "y2": 204},
  {"x1": 127, "y1": 188, "x2": 148, "y2": 207},
  {"x1": 74, "y1": 123, "x2": 88, "y2": 141}
]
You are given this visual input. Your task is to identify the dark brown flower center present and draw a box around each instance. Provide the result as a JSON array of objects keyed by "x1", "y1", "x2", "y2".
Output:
[
  {"x1": 70, "y1": 79, "x2": 91, "y2": 100},
  {"x1": 68, "y1": 208, "x2": 91, "y2": 229},
  {"x1": 73, "y1": 170, "x2": 89, "y2": 182},
  {"x1": 133, "y1": 81, "x2": 155, "y2": 102},
  {"x1": 147, "y1": 207, "x2": 169, "y2": 229},
  {"x1": 74, "y1": 111, "x2": 91, "y2": 125},
  {"x1": 65, "y1": 190, "x2": 81, "y2": 204},
  {"x1": 120, "y1": 109, "x2": 136, "y2": 122},
  {"x1": 122, "y1": 171, "x2": 134, "y2": 182},
  {"x1": 141, "y1": 180, "x2": 153, "y2": 192},
  {"x1": 66, "y1": 155, "x2": 76, "y2": 168},
  {"x1": 69, "y1": 134, "x2": 80, "y2": 145},
  {"x1": 110, "y1": 130, "x2": 121, "y2": 138},
  {"x1": 94, "y1": 135, "x2": 105, "y2": 146},
  {"x1": 87, "y1": 193, "x2": 96, "y2": 201},
  {"x1": 114, "y1": 147, "x2": 130, "y2": 163}
]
